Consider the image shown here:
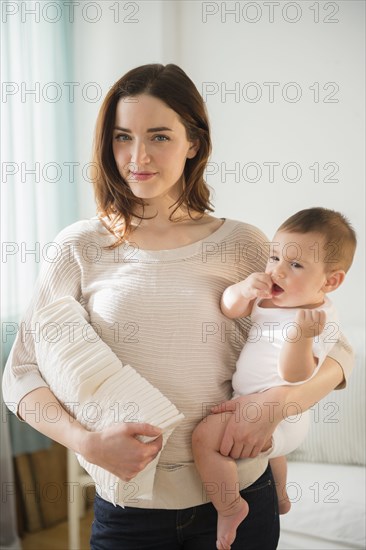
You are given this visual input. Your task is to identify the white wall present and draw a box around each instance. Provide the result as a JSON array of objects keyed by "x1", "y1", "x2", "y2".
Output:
[{"x1": 73, "y1": 0, "x2": 365, "y2": 329}]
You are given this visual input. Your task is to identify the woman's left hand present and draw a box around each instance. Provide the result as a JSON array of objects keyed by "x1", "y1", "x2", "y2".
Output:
[{"x1": 211, "y1": 387, "x2": 288, "y2": 459}]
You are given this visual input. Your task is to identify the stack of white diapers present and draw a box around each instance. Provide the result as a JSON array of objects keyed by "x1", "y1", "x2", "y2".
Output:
[{"x1": 32, "y1": 296, "x2": 184, "y2": 506}]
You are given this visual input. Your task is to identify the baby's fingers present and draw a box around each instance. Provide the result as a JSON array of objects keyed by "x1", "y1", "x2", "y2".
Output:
[{"x1": 314, "y1": 309, "x2": 326, "y2": 333}]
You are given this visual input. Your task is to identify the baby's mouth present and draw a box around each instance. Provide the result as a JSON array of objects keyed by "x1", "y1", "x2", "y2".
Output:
[{"x1": 272, "y1": 283, "x2": 284, "y2": 296}]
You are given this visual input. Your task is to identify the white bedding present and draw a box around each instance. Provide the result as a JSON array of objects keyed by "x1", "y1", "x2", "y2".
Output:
[{"x1": 278, "y1": 461, "x2": 366, "y2": 549}]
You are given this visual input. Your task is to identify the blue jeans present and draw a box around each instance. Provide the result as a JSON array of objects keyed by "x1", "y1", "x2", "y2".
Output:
[{"x1": 90, "y1": 465, "x2": 279, "y2": 549}]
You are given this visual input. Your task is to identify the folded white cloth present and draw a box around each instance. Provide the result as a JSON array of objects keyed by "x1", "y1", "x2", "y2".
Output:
[{"x1": 32, "y1": 296, "x2": 184, "y2": 506}]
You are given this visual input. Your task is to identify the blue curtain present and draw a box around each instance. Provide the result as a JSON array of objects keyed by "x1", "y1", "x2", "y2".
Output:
[
  {"x1": 1, "y1": 4, "x2": 81, "y2": 547},
  {"x1": 1, "y1": 0, "x2": 79, "y2": 455}
]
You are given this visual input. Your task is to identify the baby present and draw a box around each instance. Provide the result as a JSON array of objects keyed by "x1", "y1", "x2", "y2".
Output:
[{"x1": 192, "y1": 207, "x2": 357, "y2": 550}]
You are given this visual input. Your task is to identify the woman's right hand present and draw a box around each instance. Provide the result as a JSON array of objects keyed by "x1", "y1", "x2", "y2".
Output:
[
  {"x1": 17, "y1": 388, "x2": 163, "y2": 482},
  {"x1": 81, "y1": 422, "x2": 163, "y2": 481}
]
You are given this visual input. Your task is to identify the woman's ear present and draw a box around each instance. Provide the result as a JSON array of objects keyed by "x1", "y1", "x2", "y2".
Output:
[
  {"x1": 186, "y1": 140, "x2": 200, "y2": 159},
  {"x1": 323, "y1": 270, "x2": 346, "y2": 293}
]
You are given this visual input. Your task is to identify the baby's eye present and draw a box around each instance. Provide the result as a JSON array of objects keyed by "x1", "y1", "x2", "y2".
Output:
[
  {"x1": 114, "y1": 133, "x2": 131, "y2": 142},
  {"x1": 269, "y1": 255, "x2": 279, "y2": 262},
  {"x1": 291, "y1": 262, "x2": 303, "y2": 268}
]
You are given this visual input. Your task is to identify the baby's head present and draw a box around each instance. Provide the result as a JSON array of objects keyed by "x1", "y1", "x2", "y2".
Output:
[{"x1": 266, "y1": 207, "x2": 357, "y2": 308}]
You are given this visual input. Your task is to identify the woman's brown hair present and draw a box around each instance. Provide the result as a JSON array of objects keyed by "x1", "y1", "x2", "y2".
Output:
[{"x1": 91, "y1": 63, "x2": 213, "y2": 246}]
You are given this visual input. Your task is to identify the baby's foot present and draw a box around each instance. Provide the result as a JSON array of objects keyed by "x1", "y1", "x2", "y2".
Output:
[{"x1": 216, "y1": 497, "x2": 249, "y2": 550}]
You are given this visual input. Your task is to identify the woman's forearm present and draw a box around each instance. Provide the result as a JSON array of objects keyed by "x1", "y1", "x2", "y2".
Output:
[
  {"x1": 214, "y1": 354, "x2": 347, "y2": 458},
  {"x1": 17, "y1": 386, "x2": 163, "y2": 481},
  {"x1": 18, "y1": 387, "x2": 89, "y2": 454},
  {"x1": 283, "y1": 356, "x2": 344, "y2": 414}
]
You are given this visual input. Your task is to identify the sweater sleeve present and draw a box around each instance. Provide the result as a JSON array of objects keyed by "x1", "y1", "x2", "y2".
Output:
[{"x1": 2, "y1": 221, "x2": 90, "y2": 415}]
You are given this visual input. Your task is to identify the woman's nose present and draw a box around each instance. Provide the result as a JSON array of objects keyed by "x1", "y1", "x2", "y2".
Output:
[{"x1": 131, "y1": 141, "x2": 150, "y2": 164}]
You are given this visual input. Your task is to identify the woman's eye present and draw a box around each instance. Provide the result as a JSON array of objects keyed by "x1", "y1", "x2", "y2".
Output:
[
  {"x1": 114, "y1": 134, "x2": 131, "y2": 142},
  {"x1": 153, "y1": 135, "x2": 169, "y2": 142}
]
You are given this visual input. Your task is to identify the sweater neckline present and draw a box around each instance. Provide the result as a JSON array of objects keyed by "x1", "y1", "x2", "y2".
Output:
[{"x1": 120, "y1": 218, "x2": 235, "y2": 262}]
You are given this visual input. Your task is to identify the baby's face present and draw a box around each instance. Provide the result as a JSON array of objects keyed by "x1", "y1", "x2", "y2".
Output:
[{"x1": 265, "y1": 231, "x2": 330, "y2": 308}]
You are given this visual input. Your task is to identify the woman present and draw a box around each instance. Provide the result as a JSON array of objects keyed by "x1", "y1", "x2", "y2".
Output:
[{"x1": 2, "y1": 64, "x2": 353, "y2": 550}]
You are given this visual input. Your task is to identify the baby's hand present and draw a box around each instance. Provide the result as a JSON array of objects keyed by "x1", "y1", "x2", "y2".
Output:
[
  {"x1": 295, "y1": 309, "x2": 326, "y2": 338},
  {"x1": 239, "y1": 272, "x2": 273, "y2": 300}
]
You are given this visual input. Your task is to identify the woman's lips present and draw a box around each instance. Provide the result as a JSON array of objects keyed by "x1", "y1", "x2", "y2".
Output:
[
  {"x1": 129, "y1": 172, "x2": 157, "y2": 181},
  {"x1": 272, "y1": 283, "x2": 284, "y2": 295}
]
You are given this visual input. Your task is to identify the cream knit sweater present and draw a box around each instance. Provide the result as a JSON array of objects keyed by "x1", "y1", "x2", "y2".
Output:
[{"x1": 2, "y1": 217, "x2": 353, "y2": 509}]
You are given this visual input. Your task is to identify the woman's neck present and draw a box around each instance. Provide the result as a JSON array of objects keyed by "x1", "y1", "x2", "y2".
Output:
[
  {"x1": 127, "y1": 211, "x2": 222, "y2": 251},
  {"x1": 130, "y1": 193, "x2": 204, "y2": 231}
]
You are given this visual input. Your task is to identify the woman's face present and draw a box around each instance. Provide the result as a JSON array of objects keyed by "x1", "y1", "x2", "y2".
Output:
[{"x1": 112, "y1": 94, "x2": 198, "y2": 201}]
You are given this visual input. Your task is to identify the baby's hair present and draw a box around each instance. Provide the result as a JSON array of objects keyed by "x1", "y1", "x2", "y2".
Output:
[{"x1": 277, "y1": 207, "x2": 357, "y2": 272}]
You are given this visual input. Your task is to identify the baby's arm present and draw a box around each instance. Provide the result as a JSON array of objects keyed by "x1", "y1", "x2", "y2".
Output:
[
  {"x1": 279, "y1": 309, "x2": 326, "y2": 383},
  {"x1": 221, "y1": 272, "x2": 273, "y2": 318}
]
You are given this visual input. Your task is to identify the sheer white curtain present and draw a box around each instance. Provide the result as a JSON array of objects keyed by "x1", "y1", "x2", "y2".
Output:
[
  {"x1": 1, "y1": 1, "x2": 78, "y2": 322},
  {"x1": 1, "y1": 2, "x2": 79, "y2": 547}
]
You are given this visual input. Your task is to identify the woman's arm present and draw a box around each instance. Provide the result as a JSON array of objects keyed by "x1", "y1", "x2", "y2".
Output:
[
  {"x1": 3, "y1": 223, "x2": 165, "y2": 482},
  {"x1": 212, "y1": 353, "x2": 349, "y2": 459},
  {"x1": 284, "y1": 354, "x2": 344, "y2": 409},
  {"x1": 18, "y1": 387, "x2": 163, "y2": 482}
]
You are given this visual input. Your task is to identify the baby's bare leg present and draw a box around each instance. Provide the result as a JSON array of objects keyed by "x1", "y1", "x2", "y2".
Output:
[
  {"x1": 269, "y1": 456, "x2": 291, "y2": 514},
  {"x1": 192, "y1": 413, "x2": 249, "y2": 550}
]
